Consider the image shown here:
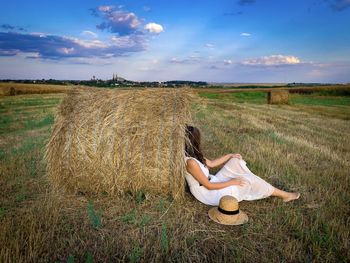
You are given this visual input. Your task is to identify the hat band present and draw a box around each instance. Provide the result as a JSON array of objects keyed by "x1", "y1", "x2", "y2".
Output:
[{"x1": 218, "y1": 207, "x2": 239, "y2": 215}]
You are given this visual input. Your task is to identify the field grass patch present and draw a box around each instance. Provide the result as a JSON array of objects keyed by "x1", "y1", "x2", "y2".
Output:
[
  {"x1": 87, "y1": 200, "x2": 102, "y2": 229},
  {"x1": 290, "y1": 94, "x2": 350, "y2": 106}
]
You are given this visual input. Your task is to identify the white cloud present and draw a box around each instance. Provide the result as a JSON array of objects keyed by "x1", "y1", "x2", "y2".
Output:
[
  {"x1": 96, "y1": 6, "x2": 142, "y2": 35},
  {"x1": 98, "y1": 6, "x2": 114, "y2": 12},
  {"x1": 240, "y1": 32, "x2": 251, "y2": 37},
  {"x1": 69, "y1": 38, "x2": 108, "y2": 48},
  {"x1": 224, "y1": 59, "x2": 233, "y2": 65},
  {"x1": 30, "y1": 32, "x2": 46, "y2": 38},
  {"x1": 169, "y1": 56, "x2": 202, "y2": 64},
  {"x1": 144, "y1": 22, "x2": 164, "y2": 34},
  {"x1": 170, "y1": 57, "x2": 185, "y2": 64},
  {"x1": 143, "y1": 6, "x2": 151, "y2": 12},
  {"x1": 81, "y1": 30, "x2": 98, "y2": 38},
  {"x1": 241, "y1": 55, "x2": 301, "y2": 66},
  {"x1": 205, "y1": 43, "x2": 214, "y2": 48},
  {"x1": 58, "y1": 47, "x2": 75, "y2": 54}
]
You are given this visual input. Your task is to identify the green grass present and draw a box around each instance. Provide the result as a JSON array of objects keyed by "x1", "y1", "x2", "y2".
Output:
[
  {"x1": 161, "y1": 223, "x2": 169, "y2": 253},
  {"x1": 129, "y1": 244, "x2": 143, "y2": 263},
  {"x1": 87, "y1": 200, "x2": 102, "y2": 229},
  {"x1": 24, "y1": 114, "x2": 54, "y2": 130},
  {"x1": 121, "y1": 209, "x2": 137, "y2": 224},
  {"x1": 0, "y1": 90, "x2": 349, "y2": 262},
  {"x1": 138, "y1": 214, "x2": 151, "y2": 228},
  {"x1": 199, "y1": 90, "x2": 350, "y2": 106},
  {"x1": 290, "y1": 94, "x2": 350, "y2": 106}
]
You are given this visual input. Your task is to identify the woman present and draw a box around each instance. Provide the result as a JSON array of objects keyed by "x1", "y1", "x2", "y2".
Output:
[{"x1": 184, "y1": 125, "x2": 300, "y2": 206}]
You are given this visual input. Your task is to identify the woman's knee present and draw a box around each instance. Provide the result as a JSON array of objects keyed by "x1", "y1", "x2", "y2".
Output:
[{"x1": 227, "y1": 157, "x2": 240, "y2": 165}]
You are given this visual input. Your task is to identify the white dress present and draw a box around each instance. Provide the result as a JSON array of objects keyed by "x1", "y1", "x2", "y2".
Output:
[{"x1": 184, "y1": 156, "x2": 275, "y2": 206}]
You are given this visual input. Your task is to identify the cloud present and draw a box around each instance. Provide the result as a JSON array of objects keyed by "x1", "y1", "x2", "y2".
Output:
[
  {"x1": 98, "y1": 5, "x2": 114, "y2": 12},
  {"x1": 209, "y1": 65, "x2": 220, "y2": 70},
  {"x1": 1, "y1": 24, "x2": 26, "y2": 32},
  {"x1": 1, "y1": 24, "x2": 15, "y2": 30},
  {"x1": 94, "y1": 6, "x2": 142, "y2": 36},
  {"x1": 330, "y1": 0, "x2": 350, "y2": 11},
  {"x1": 93, "y1": 5, "x2": 163, "y2": 36},
  {"x1": 240, "y1": 32, "x2": 251, "y2": 37},
  {"x1": 0, "y1": 6, "x2": 164, "y2": 62},
  {"x1": 224, "y1": 11, "x2": 243, "y2": 16},
  {"x1": 169, "y1": 56, "x2": 202, "y2": 64},
  {"x1": 143, "y1": 6, "x2": 152, "y2": 12},
  {"x1": 224, "y1": 59, "x2": 233, "y2": 65},
  {"x1": 241, "y1": 55, "x2": 301, "y2": 66},
  {"x1": 81, "y1": 30, "x2": 98, "y2": 38},
  {"x1": 205, "y1": 43, "x2": 214, "y2": 48},
  {"x1": 144, "y1": 23, "x2": 164, "y2": 34},
  {"x1": 0, "y1": 32, "x2": 146, "y2": 60},
  {"x1": 238, "y1": 0, "x2": 256, "y2": 5}
]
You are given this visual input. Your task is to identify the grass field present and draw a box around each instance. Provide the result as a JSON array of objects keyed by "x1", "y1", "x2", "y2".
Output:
[{"x1": 0, "y1": 90, "x2": 349, "y2": 262}]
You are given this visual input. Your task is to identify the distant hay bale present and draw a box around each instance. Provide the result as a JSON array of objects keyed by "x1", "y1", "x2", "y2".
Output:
[
  {"x1": 9, "y1": 87, "x2": 16, "y2": 96},
  {"x1": 45, "y1": 88, "x2": 194, "y2": 199},
  {"x1": 267, "y1": 90, "x2": 289, "y2": 104}
]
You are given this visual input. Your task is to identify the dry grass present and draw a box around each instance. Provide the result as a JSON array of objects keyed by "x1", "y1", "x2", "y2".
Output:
[
  {"x1": 0, "y1": 82, "x2": 72, "y2": 96},
  {"x1": 0, "y1": 89, "x2": 349, "y2": 262}
]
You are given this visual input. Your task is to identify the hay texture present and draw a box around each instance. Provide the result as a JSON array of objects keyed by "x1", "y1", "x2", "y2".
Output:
[
  {"x1": 45, "y1": 88, "x2": 194, "y2": 199},
  {"x1": 267, "y1": 90, "x2": 289, "y2": 104}
]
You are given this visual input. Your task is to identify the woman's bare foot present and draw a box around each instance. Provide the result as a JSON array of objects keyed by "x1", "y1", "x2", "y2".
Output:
[{"x1": 282, "y1": 192, "x2": 300, "y2": 202}]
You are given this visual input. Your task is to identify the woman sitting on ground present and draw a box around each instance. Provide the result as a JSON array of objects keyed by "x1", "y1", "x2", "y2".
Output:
[{"x1": 184, "y1": 125, "x2": 300, "y2": 206}]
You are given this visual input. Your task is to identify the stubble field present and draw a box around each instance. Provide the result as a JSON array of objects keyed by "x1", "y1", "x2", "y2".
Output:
[{"x1": 0, "y1": 88, "x2": 349, "y2": 262}]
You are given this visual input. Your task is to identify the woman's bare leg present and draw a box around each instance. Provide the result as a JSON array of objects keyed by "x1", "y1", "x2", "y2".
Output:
[{"x1": 271, "y1": 187, "x2": 300, "y2": 202}]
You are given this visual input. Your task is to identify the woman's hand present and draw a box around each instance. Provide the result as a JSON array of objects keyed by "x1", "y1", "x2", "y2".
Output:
[
  {"x1": 229, "y1": 177, "x2": 246, "y2": 186},
  {"x1": 230, "y1": 153, "x2": 242, "y2": 159}
]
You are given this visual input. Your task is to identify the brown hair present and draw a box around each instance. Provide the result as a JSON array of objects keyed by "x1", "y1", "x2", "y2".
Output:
[{"x1": 184, "y1": 125, "x2": 207, "y2": 167}]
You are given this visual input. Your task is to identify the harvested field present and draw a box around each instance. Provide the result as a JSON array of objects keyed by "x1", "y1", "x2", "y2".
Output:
[{"x1": 0, "y1": 89, "x2": 349, "y2": 262}]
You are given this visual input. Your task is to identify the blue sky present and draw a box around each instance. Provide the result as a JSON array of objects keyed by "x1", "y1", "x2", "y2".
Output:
[{"x1": 0, "y1": 0, "x2": 349, "y2": 83}]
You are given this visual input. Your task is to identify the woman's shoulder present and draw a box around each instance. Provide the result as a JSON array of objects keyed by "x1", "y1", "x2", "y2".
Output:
[
  {"x1": 184, "y1": 156, "x2": 194, "y2": 164},
  {"x1": 185, "y1": 156, "x2": 204, "y2": 168},
  {"x1": 184, "y1": 156, "x2": 198, "y2": 162},
  {"x1": 184, "y1": 156, "x2": 197, "y2": 165}
]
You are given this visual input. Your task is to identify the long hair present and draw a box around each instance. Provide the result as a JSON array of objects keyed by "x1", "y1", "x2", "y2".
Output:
[{"x1": 184, "y1": 125, "x2": 207, "y2": 167}]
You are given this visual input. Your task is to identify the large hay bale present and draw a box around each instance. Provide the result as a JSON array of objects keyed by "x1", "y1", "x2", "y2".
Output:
[
  {"x1": 45, "y1": 88, "x2": 194, "y2": 199},
  {"x1": 267, "y1": 90, "x2": 289, "y2": 104}
]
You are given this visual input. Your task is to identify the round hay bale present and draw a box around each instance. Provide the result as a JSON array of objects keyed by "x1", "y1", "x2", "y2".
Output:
[
  {"x1": 267, "y1": 90, "x2": 289, "y2": 104},
  {"x1": 9, "y1": 87, "x2": 16, "y2": 96},
  {"x1": 45, "y1": 87, "x2": 194, "y2": 199}
]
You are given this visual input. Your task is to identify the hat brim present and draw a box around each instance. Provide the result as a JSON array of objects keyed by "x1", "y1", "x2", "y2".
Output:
[{"x1": 208, "y1": 207, "x2": 248, "y2": 225}]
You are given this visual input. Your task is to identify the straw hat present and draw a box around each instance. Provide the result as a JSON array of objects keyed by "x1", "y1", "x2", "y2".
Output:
[{"x1": 208, "y1": 196, "x2": 248, "y2": 225}]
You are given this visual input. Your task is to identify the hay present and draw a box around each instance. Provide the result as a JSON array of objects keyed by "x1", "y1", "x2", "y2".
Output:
[
  {"x1": 267, "y1": 90, "x2": 289, "y2": 104},
  {"x1": 45, "y1": 87, "x2": 194, "y2": 199}
]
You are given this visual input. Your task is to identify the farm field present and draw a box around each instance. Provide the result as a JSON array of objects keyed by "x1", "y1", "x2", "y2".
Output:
[
  {"x1": 0, "y1": 90, "x2": 349, "y2": 262},
  {"x1": 0, "y1": 83, "x2": 73, "y2": 96}
]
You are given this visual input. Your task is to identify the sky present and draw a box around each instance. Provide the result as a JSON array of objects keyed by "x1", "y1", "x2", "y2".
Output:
[{"x1": 0, "y1": 0, "x2": 349, "y2": 83}]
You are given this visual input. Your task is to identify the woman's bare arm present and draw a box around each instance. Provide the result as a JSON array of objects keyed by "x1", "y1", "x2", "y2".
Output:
[
  {"x1": 186, "y1": 159, "x2": 244, "y2": 190},
  {"x1": 205, "y1": 153, "x2": 242, "y2": 169}
]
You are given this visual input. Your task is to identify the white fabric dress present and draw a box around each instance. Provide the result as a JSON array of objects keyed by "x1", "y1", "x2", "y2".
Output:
[{"x1": 184, "y1": 156, "x2": 275, "y2": 206}]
